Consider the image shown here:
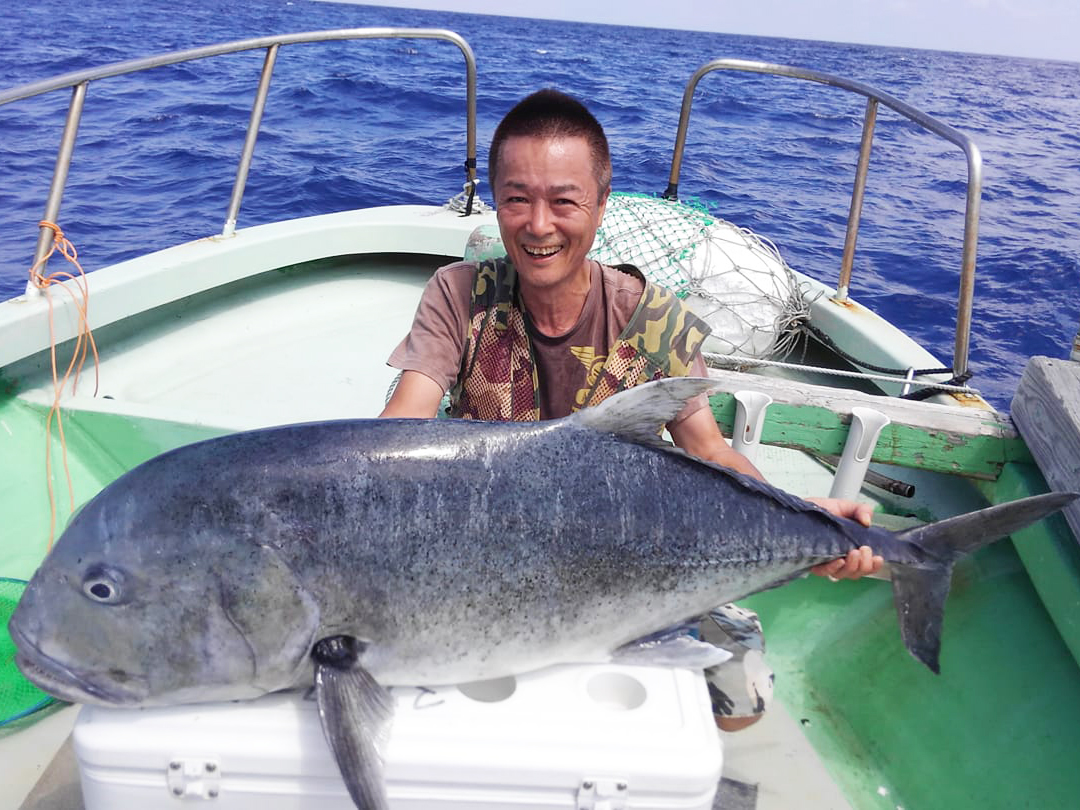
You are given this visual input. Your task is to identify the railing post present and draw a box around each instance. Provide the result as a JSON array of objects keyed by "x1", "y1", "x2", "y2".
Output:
[
  {"x1": 221, "y1": 44, "x2": 279, "y2": 238},
  {"x1": 834, "y1": 96, "x2": 877, "y2": 303},
  {"x1": 25, "y1": 81, "x2": 88, "y2": 296},
  {"x1": 952, "y1": 144, "x2": 982, "y2": 378},
  {"x1": 662, "y1": 66, "x2": 707, "y2": 201}
]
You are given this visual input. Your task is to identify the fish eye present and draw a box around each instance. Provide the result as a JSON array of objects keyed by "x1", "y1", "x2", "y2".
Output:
[{"x1": 82, "y1": 566, "x2": 125, "y2": 605}]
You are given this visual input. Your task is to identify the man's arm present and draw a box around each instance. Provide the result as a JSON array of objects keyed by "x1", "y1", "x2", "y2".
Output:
[
  {"x1": 667, "y1": 406, "x2": 766, "y2": 480},
  {"x1": 379, "y1": 370, "x2": 445, "y2": 418}
]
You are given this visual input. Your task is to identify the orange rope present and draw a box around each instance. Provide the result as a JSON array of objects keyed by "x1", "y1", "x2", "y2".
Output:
[{"x1": 27, "y1": 221, "x2": 100, "y2": 548}]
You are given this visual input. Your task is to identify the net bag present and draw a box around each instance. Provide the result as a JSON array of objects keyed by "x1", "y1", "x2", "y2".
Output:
[
  {"x1": 1, "y1": 578, "x2": 54, "y2": 726},
  {"x1": 588, "y1": 193, "x2": 808, "y2": 358}
]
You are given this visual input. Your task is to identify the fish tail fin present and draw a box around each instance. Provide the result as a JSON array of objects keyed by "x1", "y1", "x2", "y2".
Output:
[{"x1": 891, "y1": 491, "x2": 1077, "y2": 673}]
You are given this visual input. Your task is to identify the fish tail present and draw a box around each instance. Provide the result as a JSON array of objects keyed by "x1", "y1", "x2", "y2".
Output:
[{"x1": 890, "y1": 491, "x2": 1077, "y2": 673}]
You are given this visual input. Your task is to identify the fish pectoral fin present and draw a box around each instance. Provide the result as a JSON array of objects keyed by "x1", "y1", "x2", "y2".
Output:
[
  {"x1": 313, "y1": 636, "x2": 394, "y2": 810},
  {"x1": 611, "y1": 624, "x2": 734, "y2": 669}
]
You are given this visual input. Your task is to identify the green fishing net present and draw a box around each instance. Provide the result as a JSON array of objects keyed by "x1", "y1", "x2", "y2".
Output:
[{"x1": 0, "y1": 578, "x2": 54, "y2": 726}]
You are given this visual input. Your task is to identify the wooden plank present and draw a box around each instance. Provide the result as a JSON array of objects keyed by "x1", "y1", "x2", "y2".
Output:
[
  {"x1": 705, "y1": 367, "x2": 1032, "y2": 480},
  {"x1": 1010, "y1": 356, "x2": 1080, "y2": 543}
]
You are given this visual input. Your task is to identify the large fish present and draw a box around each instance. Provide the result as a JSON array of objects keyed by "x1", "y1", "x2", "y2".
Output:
[{"x1": 9, "y1": 377, "x2": 1075, "y2": 809}]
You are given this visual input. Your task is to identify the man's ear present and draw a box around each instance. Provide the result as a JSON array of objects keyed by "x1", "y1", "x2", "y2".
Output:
[{"x1": 597, "y1": 187, "x2": 610, "y2": 219}]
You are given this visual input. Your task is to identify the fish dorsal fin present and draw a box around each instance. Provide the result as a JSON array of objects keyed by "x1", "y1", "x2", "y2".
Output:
[
  {"x1": 570, "y1": 377, "x2": 716, "y2": 445},
  {"x1": 571, "y1": 377, "x2": 862, "y2": 533}
]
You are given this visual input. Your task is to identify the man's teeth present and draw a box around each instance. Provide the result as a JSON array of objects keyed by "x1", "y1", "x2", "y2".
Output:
[{"x1": 525, "y1": 245, "x2": 561, "y2": 256}]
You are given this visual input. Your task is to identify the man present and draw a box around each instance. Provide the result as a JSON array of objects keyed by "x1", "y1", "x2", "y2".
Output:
[{"x1": 382, "y1": 89, "x2": 881, "y2": 730}]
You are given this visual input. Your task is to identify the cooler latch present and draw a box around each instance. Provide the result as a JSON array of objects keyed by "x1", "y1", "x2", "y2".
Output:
[
  {"x1": 576, "y1": 777, "x2": 629, "y2": 809},
  {"x1": 166, "y1": 757, "x2": 221, "y2": 800}
]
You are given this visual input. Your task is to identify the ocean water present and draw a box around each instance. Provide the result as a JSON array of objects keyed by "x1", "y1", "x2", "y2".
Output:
[{"x1": 0, "y1": 0, "x2": 1077, "y2": 410}]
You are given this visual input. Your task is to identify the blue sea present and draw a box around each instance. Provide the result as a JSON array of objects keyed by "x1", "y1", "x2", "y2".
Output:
[{"x1": 1, "y1": 0, "x2": 1077, "y2": 410}]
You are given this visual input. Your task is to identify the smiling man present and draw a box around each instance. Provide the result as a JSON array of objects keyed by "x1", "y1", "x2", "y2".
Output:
[
  {"x1": 380, "y1": 89, "x2": 881, "y2": 731},
  {"x1": 381, "y1": 89, "x2": 763, "y2": 476}
]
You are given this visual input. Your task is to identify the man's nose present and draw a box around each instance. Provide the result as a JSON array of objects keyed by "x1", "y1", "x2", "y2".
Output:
[{"x1": 527, "y1": 201, "x2": 554, "y2": 235}]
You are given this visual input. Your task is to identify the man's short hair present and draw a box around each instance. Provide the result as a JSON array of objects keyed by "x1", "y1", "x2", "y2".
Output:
[{"x1": 488, "y1": 88, "x2": 612, "y2": 196}]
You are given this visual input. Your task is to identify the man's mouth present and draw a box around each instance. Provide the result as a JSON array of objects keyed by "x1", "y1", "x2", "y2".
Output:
[{"x1": 523, "y1": 244, "x2": 562, "y2": 258}]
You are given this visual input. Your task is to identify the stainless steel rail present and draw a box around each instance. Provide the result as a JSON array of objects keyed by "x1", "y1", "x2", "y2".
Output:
[
  {"x1": 662, "y1": 59, "x2": 982, "y2": 378},
  {"x1": 0, "y1": 28, "x2": 479, "y2": 276}
]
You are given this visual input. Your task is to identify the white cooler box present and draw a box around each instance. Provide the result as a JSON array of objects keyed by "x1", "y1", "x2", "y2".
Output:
[{"x1": 73, "y1": 663, "x2": 723, "y2": 809}]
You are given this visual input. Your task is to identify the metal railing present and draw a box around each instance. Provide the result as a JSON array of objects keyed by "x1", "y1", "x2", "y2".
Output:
[
  {"x1": 662, "y1": 59, "x2": 983, "y2": 378},
  {"x1": 0, "y1": 28, "x2": 479, "y2": 284}
]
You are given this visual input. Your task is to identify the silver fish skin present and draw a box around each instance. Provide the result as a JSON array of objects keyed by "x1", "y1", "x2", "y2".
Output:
[{"x1": 9, "y1": 377, "x2": 1075, "y2": 706}]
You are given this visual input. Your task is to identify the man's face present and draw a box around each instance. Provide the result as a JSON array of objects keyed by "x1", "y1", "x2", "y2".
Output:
[{"x1": 493, "y1": 135, "x2": 608, "y2": 294}]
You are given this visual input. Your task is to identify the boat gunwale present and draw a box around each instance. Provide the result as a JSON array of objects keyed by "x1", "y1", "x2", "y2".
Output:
[{"x1": 0, "y1": 204, "x2": 496, "y2": 370}]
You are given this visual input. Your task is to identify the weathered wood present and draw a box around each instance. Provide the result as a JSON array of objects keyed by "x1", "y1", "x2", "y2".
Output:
[
  {"x1": 706, "y1": 367, "x2": 1032, "y2": 480},
  {"x1": 1010, "y1": 356, "x2": 1080, "y2": 544}
]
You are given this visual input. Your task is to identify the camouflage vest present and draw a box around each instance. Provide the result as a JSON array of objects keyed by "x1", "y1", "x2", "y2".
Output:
[{"x1": 448, "y1": 258, "x2": 710, "y2": 421}]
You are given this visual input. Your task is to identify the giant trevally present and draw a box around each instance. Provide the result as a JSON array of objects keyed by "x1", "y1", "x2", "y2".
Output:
[{"x1": 9, "y1": 377, "x2": 1076, "y2": 809}]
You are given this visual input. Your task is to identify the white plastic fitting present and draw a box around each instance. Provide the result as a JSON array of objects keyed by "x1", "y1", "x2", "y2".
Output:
[
  {"x1": 828, "y1": 406, "x2": 891, "y2": 501},
  {"x1": 731, "y1": 390, "x2": 772, "y2": 464}
]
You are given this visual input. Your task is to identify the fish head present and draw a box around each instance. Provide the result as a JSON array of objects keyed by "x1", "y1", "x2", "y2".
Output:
[{"x1": 9, "y1": 467, "x2": 322, "y2": 708}]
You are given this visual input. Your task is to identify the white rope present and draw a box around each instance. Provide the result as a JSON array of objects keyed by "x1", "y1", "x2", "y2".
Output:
[{"x1": 702, "y1": 351, "x2": 980, "y2": 395}]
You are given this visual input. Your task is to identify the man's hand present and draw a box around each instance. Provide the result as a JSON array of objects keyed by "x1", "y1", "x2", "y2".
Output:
[{"x1": 804, "y1": 497, "x2": 883, "y2": 580}]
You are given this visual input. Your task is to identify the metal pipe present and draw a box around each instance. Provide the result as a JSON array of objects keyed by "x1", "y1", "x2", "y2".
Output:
[
  {"x1": 662, "y1": 65, "x2": 706, "y2": 200},
  {"x1": 953, "y1": 143, "x2": 983, "y2": 377},
  {"x1": 1, "y1": 28, "x2": 480, "y2": 239},
  {"x1": 662, "y1": 58, "x2": 982, "y2": 377},
  {"x1": 221, "y1": 44, "x2": 280, "y2": 238},
  {"x1": 24, "y1": 81, "x2": 88, "y2": 296},
  {"x1": 835, "y1": 96, "x2": 878, "y2": 302}
]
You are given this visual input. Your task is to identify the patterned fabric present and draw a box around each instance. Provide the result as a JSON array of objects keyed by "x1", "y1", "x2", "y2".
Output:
[
  {"x1": 449, "y1": 258, "x2": 710, "y2": 420},
  {"x1": 700, "y1": 604, "x2": 774, "y2": 719},
  {"x1": 580, "y1": 269, "x2": 710, "y2": 409},
  {"x1": 449, "y1": 259, "x2": 539, "y2": 421}
]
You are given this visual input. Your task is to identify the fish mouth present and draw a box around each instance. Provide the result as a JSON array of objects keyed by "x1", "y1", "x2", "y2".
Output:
[{"x1": 8, "y1": 623, "x2": 146, "y2": 707}]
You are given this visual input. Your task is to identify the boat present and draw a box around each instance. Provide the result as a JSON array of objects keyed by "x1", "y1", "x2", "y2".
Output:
[{"x1": 2, "y1": 27, "x2": 1079, "y2": 810}]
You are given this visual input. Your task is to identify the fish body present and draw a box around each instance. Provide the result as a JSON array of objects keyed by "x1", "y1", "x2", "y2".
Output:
[
  {"x1": 9, "y1": 377, "x2": 1075, "y2": 809},
  {"x1": 9, "y1": 401, "x2": 884, "y2": 703}
]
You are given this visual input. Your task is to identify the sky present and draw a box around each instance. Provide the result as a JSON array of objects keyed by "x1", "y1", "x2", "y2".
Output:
[{"x1": 332, "y1": 0, "x2": 1080, "y2": 63}]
